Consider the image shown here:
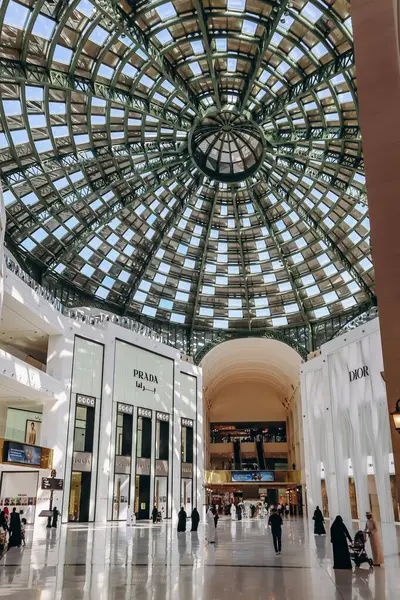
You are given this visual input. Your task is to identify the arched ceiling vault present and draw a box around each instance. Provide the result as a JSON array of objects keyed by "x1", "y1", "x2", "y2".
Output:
[
  {"x1": 0, "y1": 0, "x2": 374, "y2": 332},
  {"x1": 201, "y1": 337, "x2": 302, "y2": 401}
]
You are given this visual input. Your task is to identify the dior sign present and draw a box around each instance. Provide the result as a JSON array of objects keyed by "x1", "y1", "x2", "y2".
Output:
[
  {"x1": 349, "y1": 366, "x2": 369, "y2": 382},
  {"x1": 72, "y1": 451, "x2": 92, "y2": 472}
]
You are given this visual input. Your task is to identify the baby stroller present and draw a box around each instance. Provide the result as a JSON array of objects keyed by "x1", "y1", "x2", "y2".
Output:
[
  {"x1": 349, "y1": 531, "x2": 373, "y2": 568},
  {"x1": 156, "y1": 511, "x2": 162, "y2": 524}
]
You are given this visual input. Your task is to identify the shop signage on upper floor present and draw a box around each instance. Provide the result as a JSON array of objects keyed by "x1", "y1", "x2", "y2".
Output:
[
  {"x1": 156, "y1": 460, "x2": 169, "y2": 477},
  {"x1": 136, "y1": 457, "x2": 151, "y2": 476},
  {"x1": 181, "y1": 462, "x2": 193, "y2": 478},
  {"x1": 349, "y1": 366, "x2": 369, "y2": 383},
  {"x1": 115, "y1": 455, "x2": 131, "y2": 475},
  {"x1": 134, "y1": 369, "x2": 159, "y2": 394},
  {"x1": 72, "y1": 451, "x2": 92, "y2": 472}
]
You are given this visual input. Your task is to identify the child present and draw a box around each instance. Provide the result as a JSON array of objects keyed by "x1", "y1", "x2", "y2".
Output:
[
  {"x1": 0, "y1": 528, "x2": 7, "y2": 555},
  {"x1": 21, "y1": 518, "x2": 27, "y2": 546}
]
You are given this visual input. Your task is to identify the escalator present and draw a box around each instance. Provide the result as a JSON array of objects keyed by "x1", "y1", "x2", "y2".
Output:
[
  {"x1": 256, "y1": 440, "x2": 266, "y2": 470},
  {"x1": 233, "y1": 440, "x2": 241, "y2": 470}
]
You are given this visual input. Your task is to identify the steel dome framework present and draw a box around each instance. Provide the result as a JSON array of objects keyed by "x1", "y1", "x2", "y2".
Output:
[{"x1": 0, "y1": 0, "x2": 375, "y2": 339}]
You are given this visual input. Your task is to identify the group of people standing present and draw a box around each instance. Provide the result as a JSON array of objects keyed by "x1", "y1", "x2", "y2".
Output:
[
  {"x1": 177, "y1": 507, "x2": 200, "y2": 534},
  {"x1": 0, "y1": 507, "x2": 27, "y2": 551},
  {"x1": 313, "y1": 506, "x2": 384, "y2": 569}
]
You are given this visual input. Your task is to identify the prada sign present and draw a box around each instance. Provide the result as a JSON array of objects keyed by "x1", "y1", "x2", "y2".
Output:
[
  {"x1": 181, "y1": 462, "x2": 193, "y2": 478},
  {"x1": 136, "y1": 457, "x2": 151, "y2": 476},
  {"x1": 349, "y1": 366, "x2": 369, "y2": 383},
  {"x1": 115, "y1": 455, "x2": 131, "y2": 475},
  {"x1": 156, "y1": 460, "x2": 169, "y2": 477},
  {"x1": 72, "y1": 451, "x2": 92, "y2": 472}
]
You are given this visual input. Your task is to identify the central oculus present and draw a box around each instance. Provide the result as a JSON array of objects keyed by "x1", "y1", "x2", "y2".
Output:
[{"x1": 189, "y1": 107, "x2": 266, "y2": 183}]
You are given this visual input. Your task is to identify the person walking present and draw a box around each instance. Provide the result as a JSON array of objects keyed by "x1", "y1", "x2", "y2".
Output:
[
  {"x1": 152, "y1": 505, "x2": 158, "y2": 524},
  {"x1": 51, "y1": 506, "x2": 59, "y2": 528},
  {"x1": 191, "y1": 507, "x2": 200, "y2": 532},
  {"x1": 230, "y1": 503, "x2": 236, "y2": 521},
  {"x1": 268, "y1": 508, "x2": 283, "y2": 555},
  {"x1": 364, "y1": 512, "x2": 384, "y2": 566},
  {"x1": 213, "y1": 506, "x2": 219, "y2": 528},
  {"x1": 177, "y1": 507, "x2": 187, "y2": 533},
  {"x1": 206, "y1": 506, "x2": 216, "y2": 544},
  {"x1": 330, "y1": 516, "x2": 352, "y2": 569},
  {"x1": 8, "y1": 508, "x2": 21, "y2": 548},
  {"x1": 313, "y1": 506, "x2": 326, "y2": 535}
]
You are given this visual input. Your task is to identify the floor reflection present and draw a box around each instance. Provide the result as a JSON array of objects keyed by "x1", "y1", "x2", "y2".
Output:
[{"x1": 0, "y1": 517, "x2": 398, "y2": 599}]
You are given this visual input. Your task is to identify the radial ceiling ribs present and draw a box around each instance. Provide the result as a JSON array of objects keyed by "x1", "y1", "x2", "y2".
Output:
[
  {"x1": 121, "y1": 175, "x2": 204, "y2": 313},
  {"x1": 193, "y1": 0, "x2": 222, "y2": 110},
  {"x1": 239, "y1": 0, "x2": 290, "y2": 111},
  {"x1": 255, "y1": 49, "x2": 354, "y2": 123},
  {"x1": 232, "y1": 188, "x2": 252, "y2": 329},
  {"x1": 1, "y1": 144, "x2": 187, "y2": 189},
  {"x1": 96, "y1": 0, "x2": 199, "y2": 110},
  {"x1": 190, "y1": 184, "x2": 218, "y2": 334},
  {"x1": 247, "y1": 184, "x2": 309, "y2": 325},
  {"x1": 0, "y1": 58, "x2": 184, "y2": 129},
  {"x1": 7, "y1": 155, "x2": 186, "y2": 240},
  {"x1": 43, "y1": 161, "x2": 191, "y2": 273},
  {"x1": 259, "y1": 174, "x2": 376, "y2": 305}
]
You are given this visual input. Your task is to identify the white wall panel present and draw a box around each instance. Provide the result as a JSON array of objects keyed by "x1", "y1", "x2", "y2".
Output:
[{"x1": 114, "y1": 340, "x2": 174, "y2": 413}]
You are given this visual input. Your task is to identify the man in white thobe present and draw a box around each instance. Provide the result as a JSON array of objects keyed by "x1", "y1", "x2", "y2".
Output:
[{"x1": 206, "y1": 507, "x2": 216, "y2": 543}]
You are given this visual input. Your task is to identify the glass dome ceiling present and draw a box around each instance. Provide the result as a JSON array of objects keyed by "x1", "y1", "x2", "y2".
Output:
[{"x1": 0, "y1": 0, "x2": 375, "y2": 331}]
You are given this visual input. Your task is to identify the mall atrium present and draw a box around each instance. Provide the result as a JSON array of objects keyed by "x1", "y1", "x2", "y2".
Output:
[{"x1": 0, "y1": 0, "x2": 399, "y2": 598}]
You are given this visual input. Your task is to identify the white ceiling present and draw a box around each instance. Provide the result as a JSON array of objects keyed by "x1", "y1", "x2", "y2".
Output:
[
  {"x1": 0, "y1": 302, "x2": 48, "y2": 362},
  {"x1": 201, "y1": 338, "x2": 302, "y2": 400}
]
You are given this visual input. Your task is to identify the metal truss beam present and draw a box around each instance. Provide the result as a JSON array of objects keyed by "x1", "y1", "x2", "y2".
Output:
[
  {"x1": 274, "y1": 145, "x2": 364, "y2": 172},
  {"x1": 247, "y1": 185, "x2": 309, "y2": 326},
  {"x1": 190, "y1": 186, "x2": 218, "y2": 335},
  {"x1": 273, "y1": 156, "x2": 367, "y2": 203},
  {"x1": 8, "y1": 155, "x2": 186, "y2": 237},
  {"x1": 1, "y1": 143, "x2": 186, "y2": 188},
  {"x1": 42, "y1": 161, "x2": 189, "y2": 272},
  {"x1": 258, "y1": 174, "x2": 376, "y2": 304},
  {"x1": 239, "y1": 1, "x2": 289, "y2": 111},
  {"x1": 232, "y1": 188, "x2": 252, "y2": 329},
  {"x1": 266, "y1": 126, "x2": 362, "y2": 144},
  {"x1": 0, "y1": 58, "x2": 189, "y2": 129},
  {"x1": 193, "y1": 0, "x2": 221, "y2": 110},
  {"x1": 122, "y1": 175, "x2": 203, "y2": 313},
  {"x1": 93, "y1": 0, "x2": 199, "y2": 111},
  {"x1": 255, "y1": 49, "x2": 354, "y2": 123}
]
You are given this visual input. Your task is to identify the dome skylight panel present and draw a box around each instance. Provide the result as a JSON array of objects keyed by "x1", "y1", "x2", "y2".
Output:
[{"x1": 0, "y1": 0, "x2": 374, "y2": 331}]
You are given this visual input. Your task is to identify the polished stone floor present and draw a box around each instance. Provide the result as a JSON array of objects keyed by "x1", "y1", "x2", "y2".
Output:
[{"x1": 0, "y1": 517, "x2": 399, "y2": 599}]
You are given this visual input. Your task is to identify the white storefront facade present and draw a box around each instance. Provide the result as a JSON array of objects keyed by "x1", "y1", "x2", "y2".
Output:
[
  {"x1": 301, "y1": 316, "x2": 398, "y2": 534},
  {"x1": 0, "y1": 254, "x2": 203, "y2": 525}
]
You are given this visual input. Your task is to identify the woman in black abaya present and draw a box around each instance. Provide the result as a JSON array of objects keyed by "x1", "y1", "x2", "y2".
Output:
[
  {"x1": 330, "y1": 516, "x2": 352, "y2": 569},
  {"x1": 177, "y1": 507, "x2": 187, "y2": 533},
  {"x1": 191, "y1": 507, "x2": 200, "y2": 532},
  {"x1": 8, "y1": 508, "x2": 21, "y2": 548},
  {"x1": 313, "y1": 506, "x2": 326, "y2": 535}
]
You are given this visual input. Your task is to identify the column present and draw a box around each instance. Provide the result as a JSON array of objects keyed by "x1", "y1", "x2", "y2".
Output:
[
  {"x1": 40, "y1": 330, "x2": 74, "y2": 523},
  {"x1": 352, "y1": 0, "x2": 400, "y2": 504}
]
